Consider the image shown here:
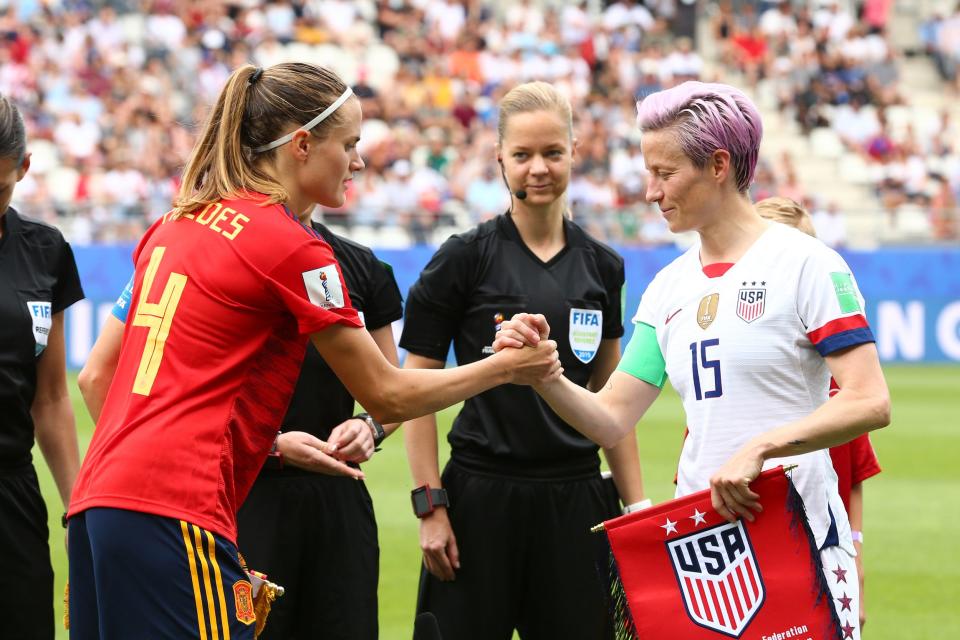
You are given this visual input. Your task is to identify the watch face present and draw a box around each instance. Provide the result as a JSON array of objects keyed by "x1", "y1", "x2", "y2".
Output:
[{"x1": 412, "y1": 488, "x2": 433, "y2": 516}]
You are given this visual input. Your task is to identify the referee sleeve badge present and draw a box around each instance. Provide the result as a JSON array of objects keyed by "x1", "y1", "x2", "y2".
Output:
[
  {"x1": 26, "y1": 300, "x2": 52, "y2": 356},
  {"x1": 569, "y1": 308, "x2": 602, "y2": 363}
]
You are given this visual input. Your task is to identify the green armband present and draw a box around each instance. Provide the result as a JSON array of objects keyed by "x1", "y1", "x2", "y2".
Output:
[{"x1": 617, "y1": 322, "x2": 667, "y2": 388}]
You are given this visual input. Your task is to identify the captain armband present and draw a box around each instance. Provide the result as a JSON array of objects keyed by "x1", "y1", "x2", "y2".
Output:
[{"x1": 616, "y1": 322, "x2": 667, "y2": 389}]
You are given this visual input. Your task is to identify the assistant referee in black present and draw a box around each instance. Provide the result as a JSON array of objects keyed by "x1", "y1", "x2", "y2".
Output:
[
  {"x1": 236, "y1": 220, "x2": 403, "y2": 640},
  {"x1": 0, "y1": 95, "x2": 83, "y2": 639},
  {"x1": 401, "y1": 82, "x2": 649, "y2": 640}
]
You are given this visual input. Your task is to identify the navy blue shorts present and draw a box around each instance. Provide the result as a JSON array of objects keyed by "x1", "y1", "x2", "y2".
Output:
[{"x1": 68, "y1": 507, "x2": 256, "y2": 640}]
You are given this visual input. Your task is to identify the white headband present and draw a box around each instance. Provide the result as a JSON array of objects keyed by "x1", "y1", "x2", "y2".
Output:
[{"x1": 252, "y1": 86, "x2": 354, "y2": 153}]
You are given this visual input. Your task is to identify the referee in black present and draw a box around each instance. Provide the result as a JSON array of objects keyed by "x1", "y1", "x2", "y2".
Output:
[
  {"x1": 401, "y1": 82, "x2": 649, "y2": 640},
  {"x1": 235, "y1": 220, "x2": 403, "y2": 640},
  {"x1": 0, "y1": 95, "x2": 83, "y2": 638}
]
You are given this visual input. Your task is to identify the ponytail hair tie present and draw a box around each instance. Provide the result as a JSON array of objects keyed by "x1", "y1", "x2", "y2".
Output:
[{"x1": 249, "y1": 68, "x2": 264, "y2": 85}]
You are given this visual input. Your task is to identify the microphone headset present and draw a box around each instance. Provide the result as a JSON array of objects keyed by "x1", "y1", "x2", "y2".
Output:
[{"x1": 499, "y1": 159, "x2": 526, "y2": 203}]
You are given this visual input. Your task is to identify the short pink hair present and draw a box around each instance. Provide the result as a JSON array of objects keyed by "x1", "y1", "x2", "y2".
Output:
[{"x1": 636, "y1": 82, "x2": 763, "y2": 194}]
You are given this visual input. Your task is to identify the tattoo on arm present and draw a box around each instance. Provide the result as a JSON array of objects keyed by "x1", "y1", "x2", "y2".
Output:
[{"x1": 787, "y1": 439, "x2": 806, "y2": 447}]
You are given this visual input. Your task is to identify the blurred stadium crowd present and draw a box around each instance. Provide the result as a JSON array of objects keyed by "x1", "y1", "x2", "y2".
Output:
[{"x1": 2, "y1": 0, "x2": 958, "y2": 246}]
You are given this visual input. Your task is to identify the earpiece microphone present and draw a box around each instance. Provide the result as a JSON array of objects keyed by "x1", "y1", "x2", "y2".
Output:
[{"x1": 514, "y1": 189, "x2": 527, "y2": 200}]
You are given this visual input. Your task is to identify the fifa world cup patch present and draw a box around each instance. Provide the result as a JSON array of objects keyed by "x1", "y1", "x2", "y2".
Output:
[
  {"x1": 830, "y1": 272, "x2": 861, "y2": 313},
  {"x1": 233, "y1": 580, "x2": 256, "y2": 625},
  {"x1": 302, "y1": 265, "x2": 345, "y2": 309}
]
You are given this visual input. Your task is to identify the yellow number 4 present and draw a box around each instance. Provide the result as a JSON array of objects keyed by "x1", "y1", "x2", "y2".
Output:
[{"x1": 132, "y1": 246, "x2": 187, "y2": 395}]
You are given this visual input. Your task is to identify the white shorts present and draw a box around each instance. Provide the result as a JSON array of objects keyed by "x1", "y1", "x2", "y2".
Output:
[{"x1": 819, "y1": 545, "x2": 860, "y2": 640}]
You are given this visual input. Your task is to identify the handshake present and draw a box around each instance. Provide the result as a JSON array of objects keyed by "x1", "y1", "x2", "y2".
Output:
[{"x1": 490, "y1": 313, "x2": 564, "y2": 387}]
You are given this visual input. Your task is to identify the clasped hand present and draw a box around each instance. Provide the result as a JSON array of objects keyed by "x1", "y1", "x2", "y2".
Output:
[{"x1": 492, "y1": 313, "x2": 563, "y2": 385}]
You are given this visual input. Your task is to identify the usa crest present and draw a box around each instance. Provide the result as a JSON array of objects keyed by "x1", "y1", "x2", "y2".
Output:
[
  {"x1": 736, "y1": 287, "x2": 765, "y2": 323},
  {"x1": 569, "y1": 308, "x2": 602, "y2": 363},
  {"x1": 667, "y1": 520, "x2": 765, "y2": 637}
]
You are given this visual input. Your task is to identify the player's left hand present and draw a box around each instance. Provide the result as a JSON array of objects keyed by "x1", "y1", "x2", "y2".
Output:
[
  {"x1": 277, "y1": 431, "x2": 364, "y2": 479},
  {"x1": 709, "y1": 446, "x2": 764, "y2": 523},
  {"x1": 328, "y1": 418, "x2": 376, "y2": 463}
]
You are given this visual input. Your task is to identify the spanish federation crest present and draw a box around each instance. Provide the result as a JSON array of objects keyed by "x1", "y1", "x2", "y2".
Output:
[
  {"x1": 233, "y1": 580, "x2": 256, "y2": 625},
  {"x1": 569, "y1": 308, "x2": 602, "y2": 364},
  {"x1": 666, "y1": 520, "x2": 765, "y2": 637},
  {"x1": 736, "y1": 286, "x2": 766, "y2": 323}
]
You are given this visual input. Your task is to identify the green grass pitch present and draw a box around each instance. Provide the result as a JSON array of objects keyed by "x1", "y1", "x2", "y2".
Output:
[{"x1": 39, "y1": 365, "x2": 958, "y2": 639}]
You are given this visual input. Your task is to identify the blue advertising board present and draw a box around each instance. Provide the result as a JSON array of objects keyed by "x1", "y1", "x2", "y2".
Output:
[{"x1": 66, "y1": 244, "x2": 960, "y2": 369}]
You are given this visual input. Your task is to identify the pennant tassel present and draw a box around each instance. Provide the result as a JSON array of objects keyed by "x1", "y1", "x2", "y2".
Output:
[
  {"x1": 783, "y1": 474, "x2": 844, "y2": 640},
  {"x1": 605, "y1": 538, "x2": 640, "y2": 640}
]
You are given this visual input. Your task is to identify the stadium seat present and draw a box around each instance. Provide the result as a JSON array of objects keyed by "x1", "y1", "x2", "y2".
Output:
[
  {"x1": 47, "y1": 166, "x2": 80, "y2": 205},
  {"x1": 25, "y1": 140, "x2": 59, "y2": 176},
  {"x1": 348, "y1": 224, "x2": 379, "y2": 247},
  {"x1": 839, "y1": 153, "x2": 873, "y2": 185},
  {"x1": 376, "y1": 225, "x2": 413, "y2": 249},
  {"x1": 364, "y1": 44, "x2": 400, "y2": 91},
  {"x1": 894, "y1": 204, "x2": 933, "y2": 240},
  {"x1": 809, "y1": 128, "x2": 845, "y2": 159}
]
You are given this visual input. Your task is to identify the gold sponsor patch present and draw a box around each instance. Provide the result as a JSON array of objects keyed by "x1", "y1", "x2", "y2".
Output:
[
  {"x1": 233, "y1": 580, "x2": 256, "y2": 625},
  {"x1": 697, "y1": 293, "x2": 719, "y2": 330}
]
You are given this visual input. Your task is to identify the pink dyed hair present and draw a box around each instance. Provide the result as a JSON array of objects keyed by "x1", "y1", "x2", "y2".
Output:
[{"x1": 636, "y1": 81, "x2": 763, "y2": 194}]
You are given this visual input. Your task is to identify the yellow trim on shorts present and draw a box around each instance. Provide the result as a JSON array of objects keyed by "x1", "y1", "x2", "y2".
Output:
[
  {"x1": 192, "y1": 525, "x2": 221, "y2": 640},
  {"x1": 204, "y1": 530, "x2": 231, "y2": 640},
  {"x1": 180, "y1": 521, "x2": 208, "y2": 640}
]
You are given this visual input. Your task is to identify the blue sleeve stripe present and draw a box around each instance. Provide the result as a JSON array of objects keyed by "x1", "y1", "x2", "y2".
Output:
[
  {"x1": 814, "y1": 327, "x2": 875, "y2": 357},
  {"x1": 111, "y1": 275, "x2": 135, "y2": 323}
]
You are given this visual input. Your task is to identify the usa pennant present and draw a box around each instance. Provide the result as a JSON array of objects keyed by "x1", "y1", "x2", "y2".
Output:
[{"x1": 602, "y1": 468, "x2": 842, "y2": 639}]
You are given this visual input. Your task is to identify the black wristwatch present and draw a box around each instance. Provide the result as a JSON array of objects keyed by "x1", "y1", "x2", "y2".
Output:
[
  {"x1": 355, "y1": 412, "x2": 385, "y2": 449},
  {"x1": 411, "y1": 484, "x2": 450, "y2": 518}
]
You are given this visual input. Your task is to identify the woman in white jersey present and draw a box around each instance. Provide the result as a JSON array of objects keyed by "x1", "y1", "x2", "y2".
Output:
[{"x1": 495, "y1": 81, "x2": 890, "y2": 639}]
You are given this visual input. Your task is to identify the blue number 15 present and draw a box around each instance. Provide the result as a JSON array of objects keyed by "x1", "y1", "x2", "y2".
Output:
[{"x1": 689, "y1": 338, "x2": 722, "y2": 400}]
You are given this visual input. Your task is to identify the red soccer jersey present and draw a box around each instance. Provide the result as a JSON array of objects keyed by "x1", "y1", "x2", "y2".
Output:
[{"x1": 69, "y1": 195, "x2": 363, "y2": 542}]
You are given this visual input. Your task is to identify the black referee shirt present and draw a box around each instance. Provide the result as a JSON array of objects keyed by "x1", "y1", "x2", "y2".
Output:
[
  {"x1": 400, "y1": 213, "x2": 625, "y2": 476},
  {"x1": 280, "y1": 222, "x2": 403, "y2": 441},
  {"x1": 0, "y1": 208, "x2": 84, "y2": 468}
]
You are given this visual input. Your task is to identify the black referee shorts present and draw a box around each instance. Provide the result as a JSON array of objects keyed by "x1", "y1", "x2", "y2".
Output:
[
  {"x1": 0, "y1": 464, "x2": 54, "y2": 640},
  {"x1": 417, "y1": 460, "x2": 620, "y2": 640},
  {"x1": 237, "y1": 471, "x2": 379, "y2": 640}
]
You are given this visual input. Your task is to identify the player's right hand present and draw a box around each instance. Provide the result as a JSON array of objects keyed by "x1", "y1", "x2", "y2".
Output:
[
  {"x1": 419, "y1": 507, "x2": 460, "y2": 582},
  {"x1": 277, "y1": 431, "x2": 364, "y2": 479},
  {"x1": 493, "y1": 313, "x2": 550, "y2": 351},
  {"x1": 328, "y1": 418, "x2": 376, "y2": 463},
  {"x1": 499, "y1": 338, "x2": 562, "y2": 386}
]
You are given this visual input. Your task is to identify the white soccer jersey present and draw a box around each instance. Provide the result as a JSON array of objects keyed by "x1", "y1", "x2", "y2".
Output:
[{"x1": 633, "y1": 223, "x2": 873, "y2": 551}]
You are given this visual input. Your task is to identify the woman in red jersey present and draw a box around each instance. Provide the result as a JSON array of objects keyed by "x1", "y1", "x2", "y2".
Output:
[{"x1": 66, "y1": 62, "x2": 560, "y2": 640}]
